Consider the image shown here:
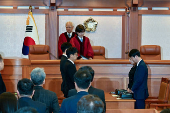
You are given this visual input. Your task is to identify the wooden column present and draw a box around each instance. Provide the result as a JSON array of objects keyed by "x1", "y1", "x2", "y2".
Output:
[
  {"x1": 129, "y1": 7, "x2": 139, "y2": 50},
  {"x1": 48, "y1": 0, "x2": 58, "y2": 59}
]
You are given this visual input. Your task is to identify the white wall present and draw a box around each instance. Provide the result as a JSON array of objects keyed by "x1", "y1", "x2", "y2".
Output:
[
  {"x1": 142, "y1": 15, "x2": 170, "y2": 60},
  {"x1": 0, "y1": 14, "x2": 45, "y2": 58},
  {"x1": 59, "y1": 15, "x2": 122, "y2": 58}
]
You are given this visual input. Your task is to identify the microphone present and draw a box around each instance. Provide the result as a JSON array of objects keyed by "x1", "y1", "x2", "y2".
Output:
[{"x1": 47, "y1": 51, "x2": 57, "y2": 59}]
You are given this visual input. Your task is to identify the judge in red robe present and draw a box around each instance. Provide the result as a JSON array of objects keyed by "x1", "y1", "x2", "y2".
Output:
[
  {"x1": 70, "y1": 24, "x2": 94, "y2": 59},
  {"x1": 58, "y1": 21, "x2": 76, "y2": 58}
]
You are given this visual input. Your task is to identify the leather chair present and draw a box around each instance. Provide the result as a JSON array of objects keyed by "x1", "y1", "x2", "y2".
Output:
[
  {"x1": 140, "y1": 45, "x2": 161, "y2": 60},
  {"x1": 92, "y1": 46, "x2": 105, "y2": 59},
  {"x1": 145, "y1": 78, "x2": 169, "y2": 108},
  {"x1": 150, "y1": 80, "x2": 170, "y2": 110},
  {"x1": 29, "y1": 45, "x2": 50, "y2": 60},
  {"x1": 106, "y1": 109, "x2": 158, "y2": 113}
]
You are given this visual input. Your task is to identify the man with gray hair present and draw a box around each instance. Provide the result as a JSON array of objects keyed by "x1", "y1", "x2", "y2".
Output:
[
  {"x1": 31, "y1": 68, "x2": 60, "y2": 113},
  {"x1": 58, "y1": 21, "x2": 76, "y2": 58}
]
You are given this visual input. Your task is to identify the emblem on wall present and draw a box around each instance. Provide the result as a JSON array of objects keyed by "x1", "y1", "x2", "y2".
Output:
[{"x1": 84, "y1": 17, "x2": 98, "y2": 32}]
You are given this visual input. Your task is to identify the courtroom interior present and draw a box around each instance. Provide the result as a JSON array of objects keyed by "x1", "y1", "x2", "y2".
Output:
[{"x1": 1, "y1": 0, "x2": 170, "y2": 112}]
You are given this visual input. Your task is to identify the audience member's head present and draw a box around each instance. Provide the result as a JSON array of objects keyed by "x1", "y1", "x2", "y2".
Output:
[
  {"x1": 0, "y1": 54, "x2": 4, "y2": 71},
  {"x1": 66, "y1": 47, "x2": 78, "y2": 61},
  {"x1": 0, "y1": 92, "x2": 18, "y2": 113},
  {"x1": 160, "y1": 109, "x2": 170, "y2": 113},
  {"x1": 17, "y1": 78, "x2": 34, "y2": 97},
  {"x1": 61, "y1": 42, "x2": 72, "y2": 53},
  {"x1": 78, "y1": 66, "x2": 94, "y2": 82},
  {"x1": 77, "y1": 94, "x2": 104, "y2": 113},
  {"x1": 74, "y1": 70, "x2": 92, "y2": 90},
  {"x1": 65, "y1": 21, "x2": 74, "y2": 33},
  {"x1": 30, "y1": 68, "x2": 46, "y2": 86},
  {"x1": 15, "y1": 107, "x2": 38, "y2": 113}
]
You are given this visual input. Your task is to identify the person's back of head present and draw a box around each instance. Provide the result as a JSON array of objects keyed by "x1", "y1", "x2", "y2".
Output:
[
  {"x1": 15, "y1": 107, "x2": 38, "y2": 113},
  {"x1": 0, "y1": 92, "x2": 18, "y2": 113},
  {"x1": 74, "y1": 70, "x2": 92, "y2": 90},
  {"x1": 160, "y1": 109, "x2": 170, "y2": 113},
  {"x1": 30, "y1": 68, "x2": 46, "y2": 86},
  {"x1": 78, "y1": 66, "x2": 94, "y2": 82},
  {"x1": 17, "y1": 78, "x2": 34, "y2": 96},
  {"x1": 129, "y1": 49, "x2": 140, "y2": 57},
  {"x1": 61, "y1": 42, "x2": 72, "y2": 53},
  {"x1": 77, "y1": 94, "x2": 104, "y2": 113},
  {"x1": 66, "y1": 47, "x2": 78, "y2": 59}
]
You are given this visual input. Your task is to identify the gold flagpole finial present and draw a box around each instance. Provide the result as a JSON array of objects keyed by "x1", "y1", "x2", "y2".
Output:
[{"x1": 29, "y1": 5, "x2": 32, "y2": 12}]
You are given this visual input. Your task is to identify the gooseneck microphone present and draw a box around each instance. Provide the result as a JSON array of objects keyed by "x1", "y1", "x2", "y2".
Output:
[{"x1": 47, "y1": 51, "x2": 57, "y2": 59}]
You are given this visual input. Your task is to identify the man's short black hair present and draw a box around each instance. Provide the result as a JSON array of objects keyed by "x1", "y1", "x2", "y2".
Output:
[
  {"x1": 129, "y1": 49, "x2": 140, "y2": 57},
  {"x1": 61, "y1": 42, "x2": 72, "y2": 52},
  {"x1": 78, "y1": 66, "x2": 94, "y2": 82},
  {"x1": 74, "y1": 70, "x2": 92, "y2": 89},
  {"x1": 160, "y1": 109, "x2": 170, "y2": 113},
  {"x1": 17, "y1": 78, "x2": 34, "y2": 96},
  {"x1": 66, "y1": 47, "x2": 78, "y2": 58},
  {"x1": 77, "y1": 94, "x2": 104, "y2": 113},
  {"x1": 75, "y1": 24, "x2": 85, "y2": 33},
  {"x1": 15, "y1": 107, "x2": 38, "y2": 113}
]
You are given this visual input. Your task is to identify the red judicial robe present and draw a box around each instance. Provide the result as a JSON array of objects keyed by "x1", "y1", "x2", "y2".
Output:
[
  {"x1": 58, "y1": 32, "x2": 76, "y2": 58},
  {"x1": 70, "y1": 36, "x2": 94, "y2": 59}
]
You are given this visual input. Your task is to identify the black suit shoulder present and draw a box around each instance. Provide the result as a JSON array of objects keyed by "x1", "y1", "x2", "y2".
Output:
[
  {"x1": 18, "y1": 97, "x2": 46, "y2": 113},
  {"x1": 33, "y1": 86, "x2": 60, "y2": 113},
  {"x1": 0, "y1": 74, "x2": 6, "y2": 94},
  {"x1": 68, "y1": 87, "x2": 106, "y2": 112}
]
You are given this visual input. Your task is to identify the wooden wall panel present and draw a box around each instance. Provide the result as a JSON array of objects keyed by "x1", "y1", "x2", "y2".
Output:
[
  {"x1": 92, "y1": 77, "x2": 124, "y2": 92},
  {"x1": 3, "y1": 59, "x2": 170, "y2": 98}
]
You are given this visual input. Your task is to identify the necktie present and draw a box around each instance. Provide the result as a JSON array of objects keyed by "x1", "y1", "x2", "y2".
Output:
[
  {"x1": 80, "y1": 38, "x2": 83, "y2": 42},
  {"x1": 68, "y1": 33, "x2": 71, "y2": 38}
]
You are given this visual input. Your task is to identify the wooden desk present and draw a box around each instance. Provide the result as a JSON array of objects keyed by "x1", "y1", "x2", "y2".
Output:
[
  {"x1": 105, "y1": 93, "x2": 135, "y2": 109},
  {"x1": 2, "y1": 59, "x2": 170, "y2": 98}
]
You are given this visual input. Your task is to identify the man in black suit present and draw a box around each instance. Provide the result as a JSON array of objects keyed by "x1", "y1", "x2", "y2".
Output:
[
  {"x1": 60, "y1": 42, "x2": 72, "y2": 98},
  {"x1": 68, "y1": 66, "x2": 106, "y2": 112},
  {"x1": 0, "y1": 54, "x2": 6, "y2": 95},
  {"x1": 64, "y1": 47, "x2": 78, "y2": 97},
  {"x1": 17, "y1": 78, "x2": 46, "y2": 113},
  {"x1": 60, "y1": 70, "x2": 92, "y2": 113},
  {"x1": 31, "y1": 68, "x2": 60, "y2": 113},
  {"x1": 129, "y1": 49, "x2": 149, "y2": 109}
]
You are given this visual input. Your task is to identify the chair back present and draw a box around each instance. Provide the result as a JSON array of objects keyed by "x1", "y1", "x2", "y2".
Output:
[
  {"x1": 92, "y1": 46, "x2": 105, "y2": 59},
  {"x1": 106, "y1": 109, "x2": 158, "y2": 113},
  {"x1": 158, "y1": 77, "x2": 169, "y2": 100},
  {"x1": 140, "y1": 45, "x2": 161, "y2": 60},
  {"x1": 29, "y1": 45, "x2": 50, "y2": 60}
]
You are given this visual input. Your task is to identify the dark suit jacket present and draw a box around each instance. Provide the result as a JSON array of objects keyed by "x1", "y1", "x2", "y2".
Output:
[
  {"x1": 60, "y1": 55, "x2": 68, "y2": 97},
  {"x1": 18, "y1": 97, "x2": 46, "y2": 113},
  {"x1": 132, "y1": 60, "x2": 149, "y2": 100},
  {"x1": 68, "y1": 86, "x2": 106, "y2": 112},
  {"x1": 60, "y1": 91, "x2": 88, "y2": 113},
  {"x1": 64, "y1": 60, "x2": 77, "y2": 97},
  {"x1": 32, "y1": 86, "x2": 60, "y2": 113},
  {"x1": 0, "y1": 73, "x2": 6, "y2": 94},
  {"x1": 128, "y1": 65, "x2": 137, "y2": 89}
]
